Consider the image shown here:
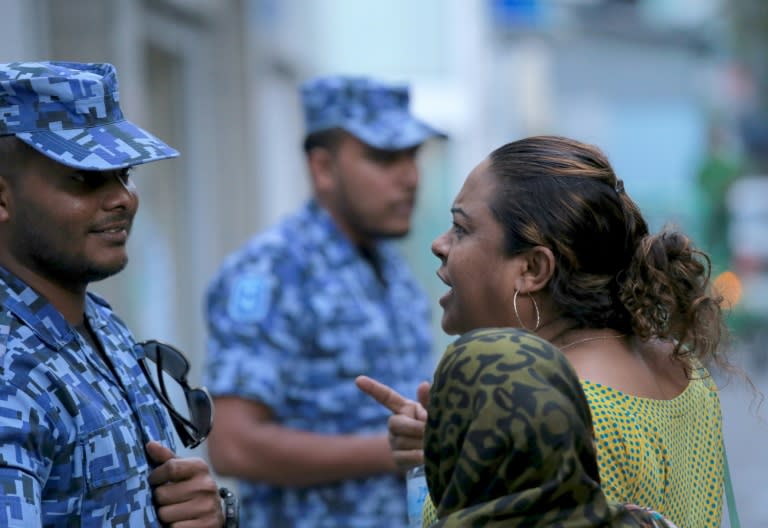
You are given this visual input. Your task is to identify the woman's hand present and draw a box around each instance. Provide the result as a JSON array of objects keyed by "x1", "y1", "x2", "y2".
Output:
[{"x1": 355, "y1": 375, "x2": 431, "y2": 472}]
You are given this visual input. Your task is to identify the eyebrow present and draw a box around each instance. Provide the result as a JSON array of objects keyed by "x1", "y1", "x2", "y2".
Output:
[{"x1": 450, "y1": 206, "x2": 469, "y2": 219}]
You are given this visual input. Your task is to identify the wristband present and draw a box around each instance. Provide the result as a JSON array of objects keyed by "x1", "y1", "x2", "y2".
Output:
[{"x1": 219, "y1": 487, "x2": 239, "y2": 527}]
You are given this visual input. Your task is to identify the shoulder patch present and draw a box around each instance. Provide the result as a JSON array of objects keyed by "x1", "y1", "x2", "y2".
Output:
[{"x1": 226, "y1": 274, "x2": 273, "y2": 324}]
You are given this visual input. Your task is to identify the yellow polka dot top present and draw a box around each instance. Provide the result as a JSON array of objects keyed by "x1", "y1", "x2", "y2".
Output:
[
  {"x1": 582, "y1": 368, "x2": 724, "y2": 528},
  {"x1": 422, "y1": 369, "x2": 724, "y2": 528}
]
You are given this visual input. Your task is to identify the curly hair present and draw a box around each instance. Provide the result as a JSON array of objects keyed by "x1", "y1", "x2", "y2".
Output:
[{"x1": 486, "y1": 135, "x2": 725, "y2": 369}]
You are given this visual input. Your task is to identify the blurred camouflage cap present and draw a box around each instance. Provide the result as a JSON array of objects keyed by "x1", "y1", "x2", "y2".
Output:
[
  {"x1": 0, "y1": 61, "x2": 179, "y2": 170},
  {"x1": 300, "y1": 75, "x2": 446, "y2": 150}
]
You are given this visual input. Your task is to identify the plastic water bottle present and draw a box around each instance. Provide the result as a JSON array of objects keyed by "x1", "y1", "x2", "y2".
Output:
[{"x1": 406, "y1": 464, "x2": 428, "y2": 528}]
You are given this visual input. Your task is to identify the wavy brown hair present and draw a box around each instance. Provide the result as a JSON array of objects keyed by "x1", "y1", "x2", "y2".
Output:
[{"x1": 486, "y1": 135, "x2": 725, "y2": 369}]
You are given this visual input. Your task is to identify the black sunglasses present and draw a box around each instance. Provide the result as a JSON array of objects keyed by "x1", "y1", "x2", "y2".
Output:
[{"x1": 138, "y1": 340, "x2": 214, "y2": 449}]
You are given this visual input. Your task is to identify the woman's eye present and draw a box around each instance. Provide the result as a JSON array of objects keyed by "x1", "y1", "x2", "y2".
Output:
[{"x1": 452, "y1": 222, "x2": 466, "y2": 236}]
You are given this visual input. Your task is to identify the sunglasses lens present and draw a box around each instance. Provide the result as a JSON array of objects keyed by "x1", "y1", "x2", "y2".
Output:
[
  {"x1": 145, "y1": 341, "x2": 190, "y2": 380},
  {"x1": 186, "y1": 388, "x2": 214, "y2": 437}
]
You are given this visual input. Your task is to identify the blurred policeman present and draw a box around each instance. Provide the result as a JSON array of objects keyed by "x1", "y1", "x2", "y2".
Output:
[
  {"x1": 204, "y1": 75, "x2": 445, "y2": 526},
  {"x1": 0, "y1": 61, "x2": 232, "y2": 527}
]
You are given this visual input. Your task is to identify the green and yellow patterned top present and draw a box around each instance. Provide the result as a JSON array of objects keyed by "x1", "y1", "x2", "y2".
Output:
[{"x1": 581, "y1": 373, "x2": 724, "y2": 528}]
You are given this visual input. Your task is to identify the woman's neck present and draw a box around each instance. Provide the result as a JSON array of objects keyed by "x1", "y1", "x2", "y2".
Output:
[{"x1": 535, "y1": 317, "x2": 581, "y2": 347}]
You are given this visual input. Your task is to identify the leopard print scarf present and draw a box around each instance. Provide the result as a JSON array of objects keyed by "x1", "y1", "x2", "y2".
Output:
[{"x1": 424, "y1": 327, "x2": 676, "y2": 528}]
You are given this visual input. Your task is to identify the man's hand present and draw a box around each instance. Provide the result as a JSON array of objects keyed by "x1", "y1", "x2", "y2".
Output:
[
  {"x1": 355, "y1": 376, "x2": 431, "y2": 472},
  {"x1": 147, "y1": 441, "x2": 224, "y2": 527}
]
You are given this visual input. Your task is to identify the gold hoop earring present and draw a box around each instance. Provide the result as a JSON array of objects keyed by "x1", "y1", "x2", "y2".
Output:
[{"x1": 513, "y1": 289, "x2": 541, "y2": 332}]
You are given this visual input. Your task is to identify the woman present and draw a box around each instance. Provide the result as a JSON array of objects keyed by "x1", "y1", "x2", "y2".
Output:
[
  {"x1": 425, "y1": 327, "x2": 677, "y2": 527},
  {"x1": 357, "y1": 136, "x2": 726, "y2": 527}
]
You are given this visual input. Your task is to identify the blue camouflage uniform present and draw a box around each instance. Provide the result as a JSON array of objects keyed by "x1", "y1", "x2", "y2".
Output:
[
  {"x1": 205, "y1": 200, "x2": 434, "y2": 527},
  {"x1": 0, "y1": 267, "x2": 177, "y2": 527}
]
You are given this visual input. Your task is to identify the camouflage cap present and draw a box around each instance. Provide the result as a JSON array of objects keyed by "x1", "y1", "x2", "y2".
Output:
[
  {"x1": 300, "y1": 75, "x2": 446, "y2": 150},
  {"x1": 0, "y1": 61, "x2": 179, "y2": 170}
]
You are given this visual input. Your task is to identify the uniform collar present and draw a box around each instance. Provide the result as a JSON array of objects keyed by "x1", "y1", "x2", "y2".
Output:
[
  {"x1": 0, "y1": 265, "x2": 78, "y2": 350},
  {"x1": 305, "y1": 199, "x2": 396, "y2": 272}
]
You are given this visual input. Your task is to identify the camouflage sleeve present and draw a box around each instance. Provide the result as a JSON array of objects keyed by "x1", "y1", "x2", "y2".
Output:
[
  {"x1": 0, "y1": 381, "x2": 54, "y2": 527},
  {"x1": 203, "y1": 256, "x2": 306, "y2": 413}
]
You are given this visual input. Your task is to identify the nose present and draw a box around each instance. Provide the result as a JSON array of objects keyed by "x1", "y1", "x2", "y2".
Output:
[
  {"x1": 103, "y1": 171, "x2": 138, "y2": 210},
  {"x1": 431, "y1": 230, "x2": 449, "y2": 262},
  {"x1": 396, "y1": 156, "x2": 419, "y2": 190}
]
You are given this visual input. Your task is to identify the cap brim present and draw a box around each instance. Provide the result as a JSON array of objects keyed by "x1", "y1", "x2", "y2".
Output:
[
  {"x1": 343, "y1": 112, "x2": 448, "y2": 151},
  {"x1": 15, "y1": 119, "x2": 179, "y2": 170}
]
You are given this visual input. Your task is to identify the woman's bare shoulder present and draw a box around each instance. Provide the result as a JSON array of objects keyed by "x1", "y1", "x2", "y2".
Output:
[{"x1": 566, "y1": 339, "x2": 688, "y2": 400}]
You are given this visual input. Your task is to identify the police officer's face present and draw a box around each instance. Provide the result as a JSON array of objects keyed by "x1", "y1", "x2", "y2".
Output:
[
  {"x1": 0, "y1": 149, "x2": 139, "y2": 290},
  {"x1": 324, "y1": 134, "x2": 421, "y2": 244}
]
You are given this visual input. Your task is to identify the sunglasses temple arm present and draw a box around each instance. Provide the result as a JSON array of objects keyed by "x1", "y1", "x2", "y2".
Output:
[
  {"x1": 139, "y1": 357, "x2": 202, "y2": 449},
  {"x1": 167, "y1": 409, "x2": 200, "y2": 448}
]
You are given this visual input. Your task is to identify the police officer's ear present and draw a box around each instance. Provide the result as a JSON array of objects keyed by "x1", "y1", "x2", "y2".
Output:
[
  {"x1": 307, "y1": 146, "x2": 337, "y2": 194},
  {"x1": 0, "y1": 175, "x2": 12, "y2": 223},
  {"x1": 0, "y1": 137, "x2": 23, "y2": 222}
]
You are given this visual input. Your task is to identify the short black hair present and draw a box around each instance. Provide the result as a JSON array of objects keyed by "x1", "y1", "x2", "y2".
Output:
[
  {"x1": 0, "y1": 136, "x2": 36, "y2": 178},
  {"x1": 302, "y1": 128, "x2": 346, "y2": 155}
]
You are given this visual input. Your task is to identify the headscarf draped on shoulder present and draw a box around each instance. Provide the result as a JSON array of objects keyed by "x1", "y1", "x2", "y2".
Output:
[{"x1": 424, "y1": 327, "x2": 677, "y2": 528}]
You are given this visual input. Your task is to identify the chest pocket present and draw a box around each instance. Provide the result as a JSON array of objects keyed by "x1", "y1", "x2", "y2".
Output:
[
  {"x1": 311, "y1": 276, "x2": 390, "y2": 354},
  {"x1": 310, "y1": 301, "x2": 383, "y2": 384},
  {"x1": 77, "y1": 417, "x2": 160, "y2": 527},
  {"x1": 81, "y1": 418, "x2": 149, "y2": 490}
]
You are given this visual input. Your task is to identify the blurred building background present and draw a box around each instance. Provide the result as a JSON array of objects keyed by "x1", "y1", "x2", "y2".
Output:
[{"x1": 1, "y1": 0, "x2": 766, "y2": 524}]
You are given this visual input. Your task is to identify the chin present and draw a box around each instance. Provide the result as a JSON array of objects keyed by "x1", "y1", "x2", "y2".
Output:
[
  {"x1": 375, "y1": 227, "x2": 410, "y2": 240},
  {"x1": 85, "y1": 259, "x2": 129, "y2": 283},
  {"x1": 440, "y1": 317, "x2": 462, "y2": 336}
]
